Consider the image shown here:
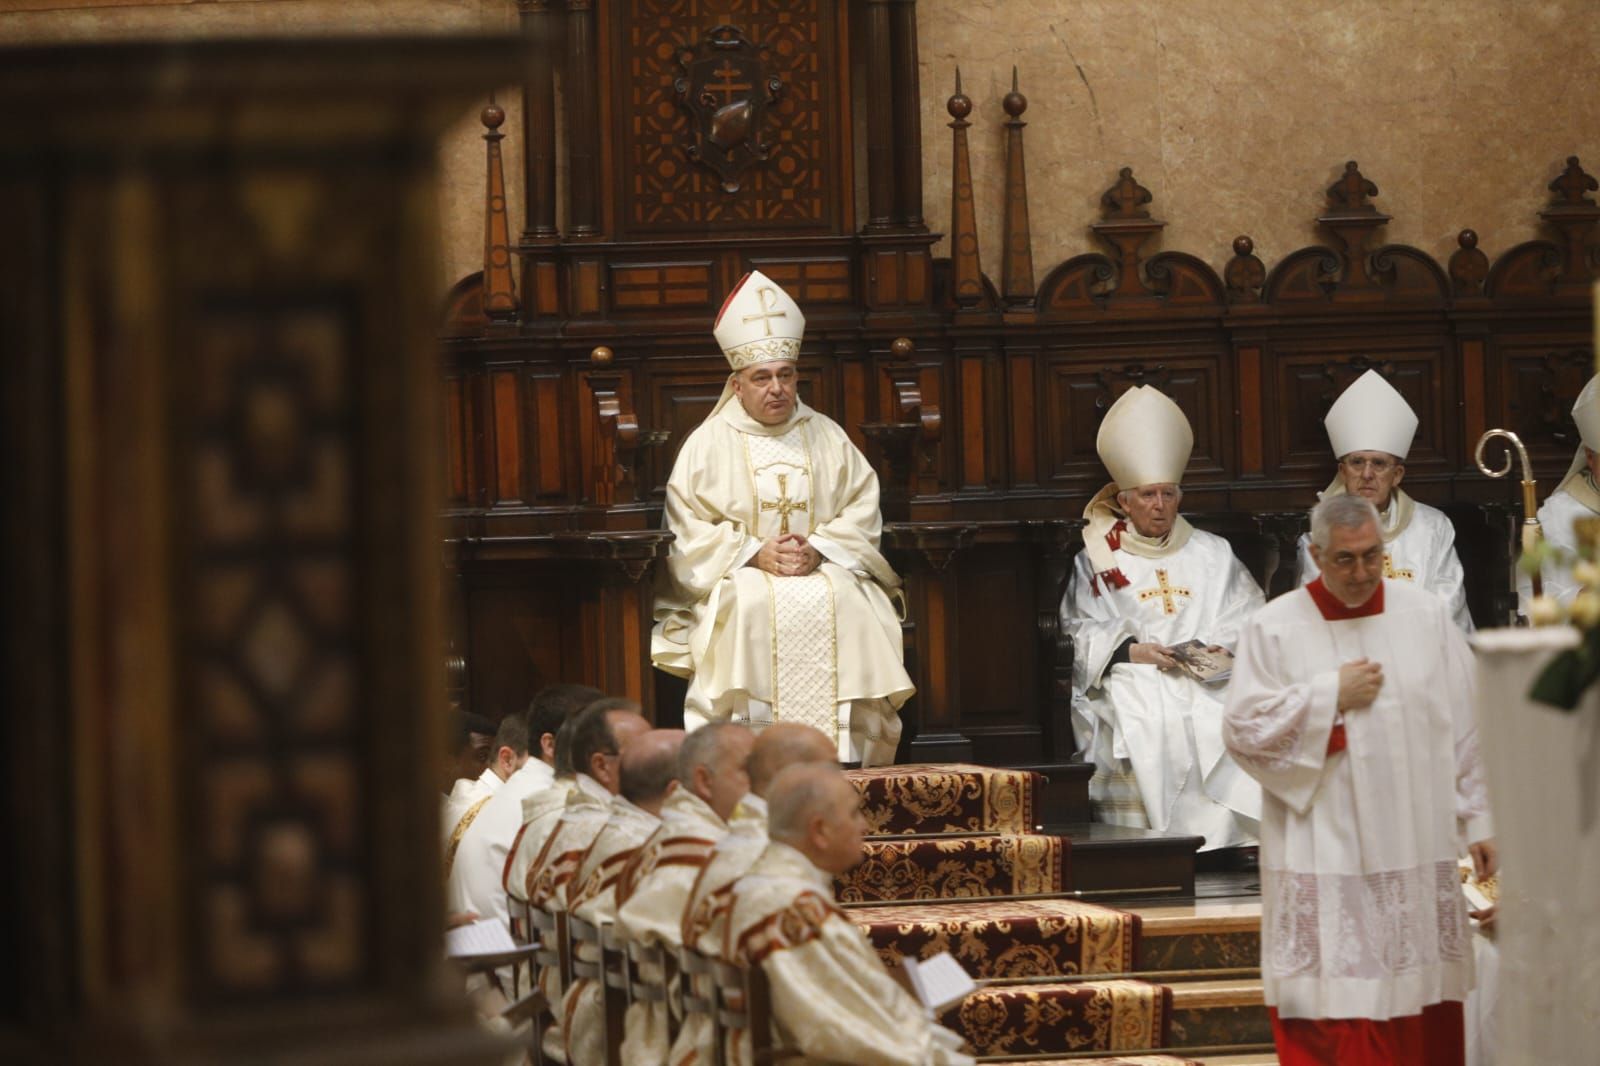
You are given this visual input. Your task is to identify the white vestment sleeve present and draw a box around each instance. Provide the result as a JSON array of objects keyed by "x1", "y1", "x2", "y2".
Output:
[
  {"x1": 1209, "y1": 556, "x2": 1267, "y2": 649},
  {"x1": 762, "y1": 919, "x2": 967, "y2": 1066},
  {"x1": 1439, "y1": 617, "x2": 1493, "y2": 843},
  {"x1": 1060, "y1": 556, "x2": 1138, "y2": 693},
  {"x1": 1222, "y1": 621, "x2": 1340, "y2": 815},
  {"x1": 1428, "y1": 519, "x2": 1474, "y2": 632}
]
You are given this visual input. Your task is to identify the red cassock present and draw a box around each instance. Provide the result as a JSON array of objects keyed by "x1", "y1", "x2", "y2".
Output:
[{"x1": 1271, "y1": 1000, "x2": 1464, "y2": 1066}]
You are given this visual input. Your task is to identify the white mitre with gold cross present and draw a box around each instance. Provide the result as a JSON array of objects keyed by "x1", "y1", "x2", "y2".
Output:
[
  {"x1": 1097, "y1": 385, "x2": 1194, "y2": 490},
  {"x1": 713, "y1": 270, "x2": 806, "y2": 370},
  {"x1": 1324, "y1": 369, "x2": 1417, "y2": 460},
  {"x1": 1572, "y1": 374, "x2": 1600, "y2": 452}
]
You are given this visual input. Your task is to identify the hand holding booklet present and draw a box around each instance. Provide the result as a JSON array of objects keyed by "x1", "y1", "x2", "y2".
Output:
[
  {"x1": 1166, "y1": 639, "x2": 1233, "y2": 684},
  {"x1": 901, "y1": 951, "x2": 977, "y2": 1015},
  {"x1": 445, "y1": 917, "x2": 518, "y2": 958}
]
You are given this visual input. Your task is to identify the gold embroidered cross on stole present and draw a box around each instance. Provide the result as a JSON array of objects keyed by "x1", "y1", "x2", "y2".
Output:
[
  {"x1": 1137, "y1": 569, "x2": 1192, "y2": 615},
  {"x1": 760, "y1": 472, "x2": 808, "y2": 535}
]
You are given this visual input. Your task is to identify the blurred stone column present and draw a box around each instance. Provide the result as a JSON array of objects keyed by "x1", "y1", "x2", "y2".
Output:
[{"x1": 0, "y1": 36, "x2": 522, "y2": 1066}]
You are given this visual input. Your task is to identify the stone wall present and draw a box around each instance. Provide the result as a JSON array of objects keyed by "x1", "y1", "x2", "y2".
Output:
[{"x1": 6, "y1": 0, "x2": 1598, "y2": 288}]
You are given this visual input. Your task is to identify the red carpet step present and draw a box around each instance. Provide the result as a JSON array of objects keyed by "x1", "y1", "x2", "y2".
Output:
[
  {"x1": 849, "y1": 897, "x2": 1140, "y2": 979},
  {"x1": 833, "y1": 832, "x2": 1068, "y2": 901},
  {"x1": 943, "y1": 977, "x2": 1173, "y2": 1057},
  {"x1": 846, "y1": 763, "x2": 1042, "y2": 836}
]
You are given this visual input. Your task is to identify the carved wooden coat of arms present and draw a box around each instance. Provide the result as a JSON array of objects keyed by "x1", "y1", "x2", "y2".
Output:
[{"x1": 674, "y1": 24, "x2": 783, "y2": 194}]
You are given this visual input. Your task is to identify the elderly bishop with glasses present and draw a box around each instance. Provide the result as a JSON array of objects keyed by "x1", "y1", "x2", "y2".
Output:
[
  {"x1": 652, "y1": 271, "x2": 913, "y2": 766},
  {"x1": 1295, "y1": 370, "x2": 1473, "y2": 631},
  {"x1": 1059, "y1": 386, "x2": 1264, "y2": 853}
]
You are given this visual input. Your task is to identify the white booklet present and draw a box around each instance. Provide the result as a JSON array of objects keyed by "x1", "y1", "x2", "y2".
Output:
[
  {"x1": 446, "y1": 917, "x2": 519, "y2": 958},
  {"x1": 901, "y1": 951, "x2": 977, "y2": 1015}
]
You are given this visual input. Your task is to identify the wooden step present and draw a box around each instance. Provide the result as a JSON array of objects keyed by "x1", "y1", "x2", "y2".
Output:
[
  {"x1": 1167, "y1": 978, "x2": 1272, "y2": 1049},
  {"x1": 1131, "y1": 899, "x2": 1261, "y2": 973},
  {"x1": 1048, "y1": 822, "x2": 1202, "y2": 897},
  {"x1": 1007, "y1": 760, "x2": 1093, "y2": 823}
]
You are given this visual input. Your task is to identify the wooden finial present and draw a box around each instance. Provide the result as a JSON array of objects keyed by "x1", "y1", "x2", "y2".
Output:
[{"x1": 590, "y1": 345, "x2": 614, "y2": 366}]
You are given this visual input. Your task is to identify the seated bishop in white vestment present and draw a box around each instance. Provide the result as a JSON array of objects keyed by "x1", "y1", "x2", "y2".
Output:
[
  {"x1": 1519, "y1": 374, "x2": 1600, "y2": 614},
  {"x1": 1060, "y1": 386, "x2": 1263, "y2": 851},
  {"x1": 1296, "y1": 369, "x2": 1474, "y2": 631},
  {"x1": 724, "y1": 767, "x2": 972, "y2": 1066},
  {"x1": 651, "y1": 271, "x2": 913, "y2": 766}
]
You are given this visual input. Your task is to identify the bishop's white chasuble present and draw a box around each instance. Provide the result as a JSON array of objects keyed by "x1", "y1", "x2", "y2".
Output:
[
  {"x1": 1517, "y1": 461, "x2": 1600, "y2": 612},
  {"x1": 1298, "y1": 490, "x2": 1473, "y2": 632},
  {"x1": 652, "y1": 397, "x2": 913, "y2": 764},
  {"x1": 561, "y1": 797, "x2": 660, "y2": 1066},
  {"x1": 614, "y1": 788, "x2": 728, "y2": 1066},
  {"x1": 1223, "y1": 579, "x2": 1490, "y2": 1021},
  {"x1": 725, "y1": 842, "x2": 972, "y2": 1066},
  {"x1": 1061, "y1": 526, "x2": 1264, "y2": 849}
]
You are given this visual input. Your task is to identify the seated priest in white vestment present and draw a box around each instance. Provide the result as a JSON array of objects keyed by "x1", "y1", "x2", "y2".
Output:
[
  {"x1": 442, "y1": 711, "x2": 528, "y2": 855},
  {"x1": 1519, "y1": 374, "x2": 1600, "y2": 614},
  {"x1": 651, "y1": 270, "x2": 914, "y2": 766},
  {"x1": 504, "y1": 699, "x2": 600, "y2": 922},
  {"x1": 521, "y1": 701, "x2": 652, "y2": 1062},
  {"x1": 561, "y1": 729, "x2": 680, "y2": 1066},
  {"x1": 446, "y1": 684, "x2": 600, "y2": 927},
  {"x1": 613, "y1": 723, "x2": 753, "y2": 1066},
  {"x1": 1297, "y1": 370, "x2": 1473, "y2": 631},
  {"x1": 1059, "y1": 386, "x2": 1263, "y2": 851},
  {"x1": 441, "y1": 711, "x2": 494, "y2": 844},
  {"x1": 672, "y1": 723, "x2": 836, "y2": 1066},
  {"x1": 1224, "y1": 494, "x2": 1496, "y2": 1066},
  {"x1": 725, "y1": 764, "x2": 973, "y2": 1066}
]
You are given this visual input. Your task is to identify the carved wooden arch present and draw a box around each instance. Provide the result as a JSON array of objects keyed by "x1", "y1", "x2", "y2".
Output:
[
  {"x1": 441, "y1": 270, "x2": 487, "y2": 334},
  {"x1": 1484, "y1": 239, "x2": 1565, "y2": 300},
  {"x1": 1034, "y1": 252, "x2": 1117, "y2": 314},
  {"x1": 1142, "y1": 250, "x2": 1226, "y2": 307},
  {"x1": 1261, "y1": 246, "x2": 1342, "y2": 303},
  {"x1": 1367, "y1": 244, "x2": 1451, "y2": 304}
]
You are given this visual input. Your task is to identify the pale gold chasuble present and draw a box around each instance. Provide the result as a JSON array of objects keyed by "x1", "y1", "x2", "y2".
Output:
[{"x1": 653, "y1": 395, "x2": 913, "y2": 760}]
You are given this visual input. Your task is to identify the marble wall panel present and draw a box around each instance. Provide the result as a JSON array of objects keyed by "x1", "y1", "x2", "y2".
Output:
[{"x1": 919, "y1": 0, "x2": 1600, "y2": 278}]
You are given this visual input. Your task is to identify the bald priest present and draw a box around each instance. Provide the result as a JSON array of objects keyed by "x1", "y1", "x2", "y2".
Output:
[{"x1": 651, "y1": 270, "x2": 913, "y2": 765}]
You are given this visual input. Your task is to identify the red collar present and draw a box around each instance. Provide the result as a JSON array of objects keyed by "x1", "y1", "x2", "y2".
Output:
[{"x1": 1306, "y1": 577, "x2": 1384, "y2": 620}]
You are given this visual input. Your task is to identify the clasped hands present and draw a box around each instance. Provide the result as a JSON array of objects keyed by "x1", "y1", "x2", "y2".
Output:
[{"x1": 750, "y1": 533, "x2": 821, "y2": 577}]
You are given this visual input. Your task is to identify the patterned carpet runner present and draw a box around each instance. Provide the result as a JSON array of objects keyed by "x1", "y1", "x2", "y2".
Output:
[
  {"x1": 846, "y1": 762, "x2": 1042, "y2": 835},
  {"x1": 944, "y1": 978, "x2": 1173, "y2": 1057},
  {"x1": 850, "y1": 897, "x2": 1140, "y2": 979},
  {"x1": 835, "y1": 832, "x2": 1069, "y2": 901}
]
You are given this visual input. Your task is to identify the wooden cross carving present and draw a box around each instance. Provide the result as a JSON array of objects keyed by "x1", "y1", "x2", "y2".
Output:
[
  {"x1": 760, "y1": 472, "x2": 808, "y2": 535},
  {"x1": 708, "y1": 60, "x2": 752, "y2": 105},
  {"x1": 1137, "y1": 569, "x2": 1192, "y2": 615}
]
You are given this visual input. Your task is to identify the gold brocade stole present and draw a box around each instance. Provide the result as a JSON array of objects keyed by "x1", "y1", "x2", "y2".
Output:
[
  {"x1": 743, "y1": 424, "x2": 838, "y2": 741},
  {"x1": 444, "y1": 795, "x2": 491, "y2": 885}
]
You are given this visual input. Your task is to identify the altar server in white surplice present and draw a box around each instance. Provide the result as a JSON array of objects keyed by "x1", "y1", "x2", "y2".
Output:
[
  {"x1": 447, "y1": 684, "x2": 599, "y2": 928},
  {"x1": 1224, "y1": 494, "x2": 1496, "y2": 1065},
  {"x1": 561, "y1": 729, "x2": 679, "y2": 1066},
  {"x1": 651, "y1": 271, "x2": 913, "y2": 765},
  {"x1": 724, "y1": 765, "x2": 973, "y2": 1066},
  {"x1": 1059, "y1": 386, "x2": 1263, "y2": 850},
  {"x1": 1519, "y1": 374, "x2": 1600, "y2": 613},
  {"x1": 613, "y1": 723, "x2": 752, "y2": 1066},
  {"x1": 1297, "y1": 370, "x2": 1473, "y2": 631}
]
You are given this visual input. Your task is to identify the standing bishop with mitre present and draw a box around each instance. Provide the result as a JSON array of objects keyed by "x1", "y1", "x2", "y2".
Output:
[
  {"x1": 1297, "y1": 369, "x2": 1473, "y2": 631},
  {"x1": 1059, "y1": 385, "x2": 1263, "y2": 851},
  {"x1": 1519, "y1": 374, "x2": 1600, "y2": 612},
  {"x1": 652, "y1": 270, "x2": 913, "y2": 765}
]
